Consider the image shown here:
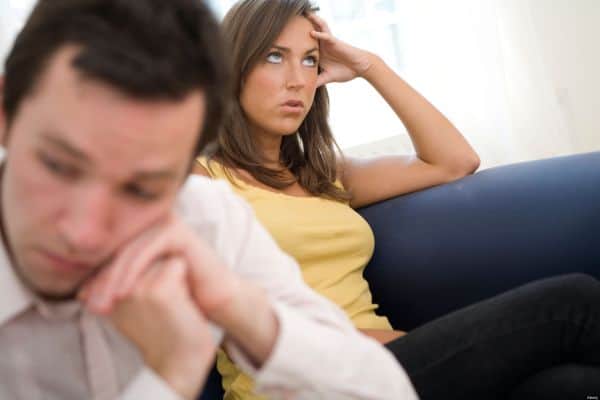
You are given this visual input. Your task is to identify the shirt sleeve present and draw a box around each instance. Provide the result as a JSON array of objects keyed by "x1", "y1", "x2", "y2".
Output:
[
  {"x1": 188, "y1": 181, "x2": 418, "y2": 400},
  {"x1": 119, "y1": 368, "x2": 183, "y2": 400}
]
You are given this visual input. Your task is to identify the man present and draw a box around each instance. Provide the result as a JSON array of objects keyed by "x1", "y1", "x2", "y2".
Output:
[{"x1": 0, "y1": 0, "x2": 417, "y2": 399}]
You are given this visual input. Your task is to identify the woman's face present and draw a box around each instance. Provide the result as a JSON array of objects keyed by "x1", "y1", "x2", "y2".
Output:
[{"x1": 240, "y1": 16, "x2": 319, "y2": 138}]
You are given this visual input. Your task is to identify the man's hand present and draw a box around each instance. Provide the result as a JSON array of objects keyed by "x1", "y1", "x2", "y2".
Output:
[
  {"x1": 80, "y1": 214, "x2": 279, "y2": 370},
  {"x1": 102, "y1": 257, "x2": 215, "y2": 399},
  {"x1": 80, "y1": 215, "x2": 239, "y2": 319}
]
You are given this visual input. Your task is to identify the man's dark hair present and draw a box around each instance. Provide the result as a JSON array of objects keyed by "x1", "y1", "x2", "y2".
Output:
[{"x1": 2, "y1": 0, "x2": 230, "y2": 156}]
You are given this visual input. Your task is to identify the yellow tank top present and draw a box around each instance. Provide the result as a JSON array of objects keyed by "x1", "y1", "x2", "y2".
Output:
[{"x1": 197, "y1": 157, "x2": 392, "y2": 399}]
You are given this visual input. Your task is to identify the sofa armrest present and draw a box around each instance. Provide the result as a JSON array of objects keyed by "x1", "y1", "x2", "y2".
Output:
[{"x1": 359, "y1": 152, "x2": 600, "y2": 330}]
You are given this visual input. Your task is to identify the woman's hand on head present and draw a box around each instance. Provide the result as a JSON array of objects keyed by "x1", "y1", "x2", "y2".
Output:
[{"x1": 307, "y1": 13, "x2": 375, "y2": 87}]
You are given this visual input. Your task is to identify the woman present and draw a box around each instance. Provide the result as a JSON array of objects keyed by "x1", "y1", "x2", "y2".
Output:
[{"x1": 195, "y1": 1, "x2": 600, "y2": 399}]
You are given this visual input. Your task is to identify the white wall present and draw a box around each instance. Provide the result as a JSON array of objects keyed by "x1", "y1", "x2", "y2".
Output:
[{"x1": 528, "y1": 0, "x2": 600, "y2": 155}]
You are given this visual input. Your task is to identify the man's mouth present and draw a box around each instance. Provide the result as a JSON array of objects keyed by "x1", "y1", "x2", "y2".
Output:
[{"x1": 39, "y1": 250, "x2": 95, "y2": 273}]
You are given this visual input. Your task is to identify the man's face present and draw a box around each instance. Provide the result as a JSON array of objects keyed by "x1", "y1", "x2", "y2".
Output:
[{"x1": 0, "y1": 46, "x2": 204, "y2": 300}]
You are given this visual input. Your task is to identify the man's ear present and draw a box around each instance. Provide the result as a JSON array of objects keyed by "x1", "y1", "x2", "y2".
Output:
[{"x1": 0, "y1": 76, "x2": 6, "y2": 146}]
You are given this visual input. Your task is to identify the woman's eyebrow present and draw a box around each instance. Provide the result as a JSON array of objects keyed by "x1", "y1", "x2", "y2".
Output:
[{"x1": 271, "y1": 45, "x2": 319, "y2": 54}]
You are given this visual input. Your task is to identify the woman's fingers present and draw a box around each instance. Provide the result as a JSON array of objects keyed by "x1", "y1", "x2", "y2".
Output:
[
  {"x1": 310, "y1": 30, "x2": 333, "y2": 43},
  {"x1": 306, "y1": 12, "x2": 331, "y2": 34},
  {"x1": 316, "y1": 71, "x2": 331, "y2": 88}
]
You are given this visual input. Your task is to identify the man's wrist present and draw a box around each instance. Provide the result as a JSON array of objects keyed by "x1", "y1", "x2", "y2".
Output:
[
  {"x1": 156, "y1": 356, "x2": 212, "y2": 400},
  {"x1": 220, "y1": 283, "x2": 279, "y2": 367}
]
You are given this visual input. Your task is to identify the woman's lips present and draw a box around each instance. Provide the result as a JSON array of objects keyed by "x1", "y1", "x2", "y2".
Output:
[{"x1": 281, "y1": 100, "x2": 305, "y2": 114}]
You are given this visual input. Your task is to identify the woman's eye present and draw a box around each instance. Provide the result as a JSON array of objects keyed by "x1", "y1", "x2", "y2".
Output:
[
  {"x1": 266, "y1": 52, "x2": 283, "y2": 64},
  {"x1": 303, "y1": 55, "x2": 318, "y2": 67}
]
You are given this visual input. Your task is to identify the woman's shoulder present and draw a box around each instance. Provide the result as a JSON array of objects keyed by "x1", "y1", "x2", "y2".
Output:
[
  {"x1": 193, "y1": 156, "x2": 211, "y2": 177},
  {"x1": 193, "y1": 156, "x2": 231, "y2": 180}
]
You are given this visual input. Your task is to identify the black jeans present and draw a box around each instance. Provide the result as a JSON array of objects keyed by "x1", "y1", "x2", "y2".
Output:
[{"x1": 385, "y1": 274, "x2": 600, "y2": 400}]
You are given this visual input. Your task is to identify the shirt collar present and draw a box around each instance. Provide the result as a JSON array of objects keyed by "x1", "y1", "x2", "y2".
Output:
[{"x1": 0, "y1": 241, "x2": 84, "y2": 324}]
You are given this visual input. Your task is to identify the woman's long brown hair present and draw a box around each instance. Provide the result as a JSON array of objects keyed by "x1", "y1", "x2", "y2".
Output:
[{"x1": 206, "y1": 0, "x2": 351, "y2": 201}]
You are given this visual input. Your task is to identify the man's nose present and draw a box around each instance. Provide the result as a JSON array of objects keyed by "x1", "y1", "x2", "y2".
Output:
[{"x1": 58, "y1": 185, "x2": 115, "y2": 254}]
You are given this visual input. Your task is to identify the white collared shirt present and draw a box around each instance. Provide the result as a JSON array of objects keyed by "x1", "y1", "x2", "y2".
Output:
[{"x1": 0, "y1": 163, "x2": 418, "y2": 399}]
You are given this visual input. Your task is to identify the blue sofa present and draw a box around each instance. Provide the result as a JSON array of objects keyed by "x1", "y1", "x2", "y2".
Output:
[{"x1": 200, "y1": 151, "x2": 600, "y2": 399}]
